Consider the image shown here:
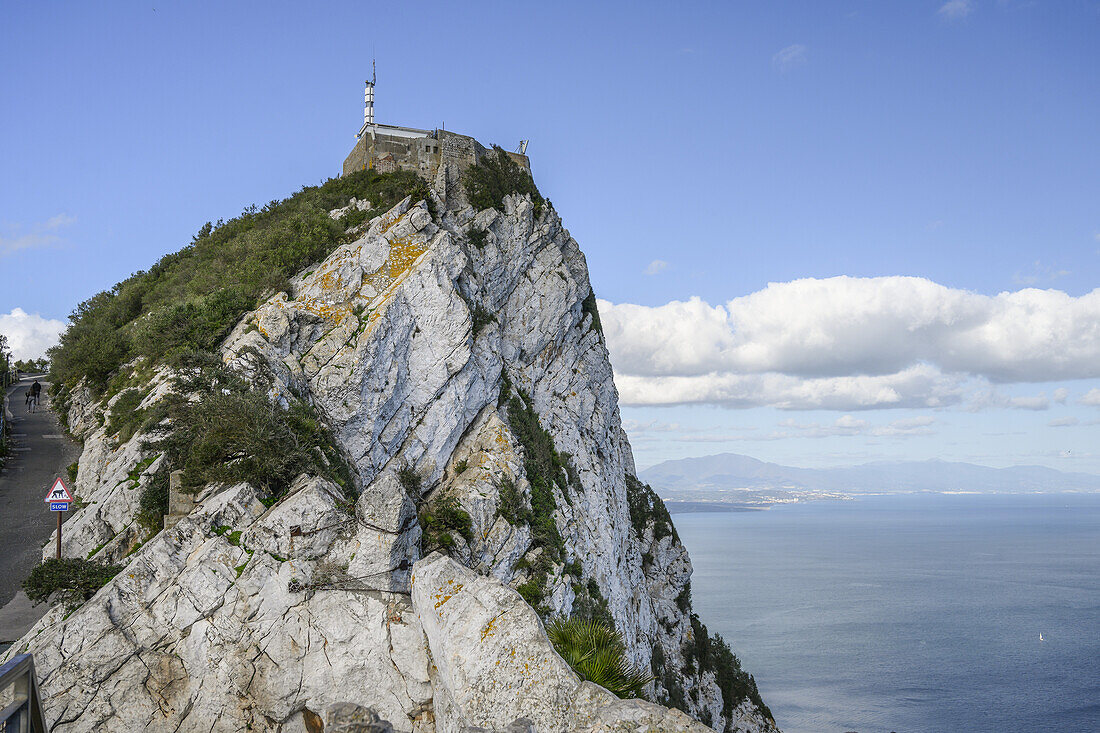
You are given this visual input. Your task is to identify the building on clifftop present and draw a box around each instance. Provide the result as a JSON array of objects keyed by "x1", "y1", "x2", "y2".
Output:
[{"x1": 342, "y1": 70, "x2": 531, "y2": 179}]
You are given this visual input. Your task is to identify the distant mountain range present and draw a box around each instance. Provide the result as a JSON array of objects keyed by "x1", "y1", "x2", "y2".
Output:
[{"x1": 639, "y1": 452, "x2": 1100, "y2": 496}]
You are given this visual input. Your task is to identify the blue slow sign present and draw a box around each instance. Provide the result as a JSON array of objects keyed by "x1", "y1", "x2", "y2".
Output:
[{"x1": 49, "y1": 502, "x2": 70, "y2": 511}]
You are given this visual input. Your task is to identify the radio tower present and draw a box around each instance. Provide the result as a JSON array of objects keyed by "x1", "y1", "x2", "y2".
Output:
[{"x1": 363, "y1": 59, "x2": 376, "y2": 128}]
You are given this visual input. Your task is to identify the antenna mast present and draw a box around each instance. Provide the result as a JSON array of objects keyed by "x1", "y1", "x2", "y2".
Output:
[{"x1": 363, "y1": 59, "x2": 376, "y2": 128}]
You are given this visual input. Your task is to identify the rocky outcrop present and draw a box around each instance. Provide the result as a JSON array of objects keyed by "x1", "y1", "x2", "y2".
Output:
[
  {"x1": 4, "y1": 165, "x2": 776, "y2": 732},
  {"x1": 11, "y1": 477, "x2": 435, "y2": 731},
  {"x1": 412, "y1": 552, "x2": 710, "y2": 733}
]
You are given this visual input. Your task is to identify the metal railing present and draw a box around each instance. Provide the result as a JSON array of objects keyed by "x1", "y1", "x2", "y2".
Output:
[{"x1": 0, "y1": 655, "x2": 48, "y2": 733}]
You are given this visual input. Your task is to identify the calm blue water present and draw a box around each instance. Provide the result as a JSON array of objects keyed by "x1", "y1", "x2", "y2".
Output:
[{"x1": 675, "y1": 494, "x2": 1100, "y2": 733}]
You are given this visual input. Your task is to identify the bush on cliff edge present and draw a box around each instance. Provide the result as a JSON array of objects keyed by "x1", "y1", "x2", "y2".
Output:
[
  {"x1": 463, "y1": 147, "x2": 543, "y2": 214},
  {"x1": 23, "y1": 558, "x2": 124, "y2": 610},
  {"x1": 145, "y1": 352, "x2": 353, "y2": 501}
]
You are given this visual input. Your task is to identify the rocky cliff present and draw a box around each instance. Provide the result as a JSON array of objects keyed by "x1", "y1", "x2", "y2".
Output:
[{"x1": 3, "y1": 161, "x2": 776, "y2": 732}]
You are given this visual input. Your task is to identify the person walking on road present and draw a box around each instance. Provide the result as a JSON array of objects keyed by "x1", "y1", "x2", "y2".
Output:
[{"x1": 27, "y1": 379, "x2": 42, "y2": 413}]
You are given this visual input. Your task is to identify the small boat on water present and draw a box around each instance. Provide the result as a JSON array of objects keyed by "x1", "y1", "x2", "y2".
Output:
[{"x1": 1039, "y1": 633, "x2": 1044, "y2": 642}]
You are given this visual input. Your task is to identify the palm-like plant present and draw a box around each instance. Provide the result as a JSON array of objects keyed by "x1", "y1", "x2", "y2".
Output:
[{"x1": 546, "y1": 617, "x2": 653, "y2": 698}]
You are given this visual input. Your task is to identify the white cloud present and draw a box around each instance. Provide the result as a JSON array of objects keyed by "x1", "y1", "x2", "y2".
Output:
[
  {"x1": 1048, "y1": 417, "x2": 1079, "y2": 427},
  {"x1": 879, "y1": 415, "x2": 937, "y2": 434},
  {"x1": 44, "y1": 213, "x2": 76, "y2": 229},
  {"x1": 772, "y1": 44, "x2": 807, "y2": 72},
  {"x1": 0, "y1": 214, "x2": 76, "y2": 257},
  {"x1": 622, "y1": 419, "x2": 686, "y2": 434},
  {"x1": 1008, "y1": 394, "x2": 1050, "y2": 410},
  {"x1": 778, "y1": 414, "x2": 936, "y2": 438},
  {"x1": 622, "y1": 414, "x2": 935, "y2": 445},
  {"x1": 1053, "y1": 388, "x2": 1069, "y2": 404},
  {"x1": 0, "y1": 309, "x2": 66, "y2": 360},
  {"x1": 645, "y1": 260, "x2": 669, "y2": 276},
  {"x1": 938, "y1": 0, "x2": 975, "y2": 20},
  {"x1": 1081, "y1": 388, "x2": 1100, "y2": 406},
  {"x1": 966, "y1": 388, "x2": 1056, "y2": 412},
  {"x1": 622, "y1": 419, "x2": 768, "y2": 444},
  {"x1": 613, "y1": 363, "x2": 964, "y2": 411},
  {"x1": 600, "y1": 276, "x2": 1100, "y2": 409}
]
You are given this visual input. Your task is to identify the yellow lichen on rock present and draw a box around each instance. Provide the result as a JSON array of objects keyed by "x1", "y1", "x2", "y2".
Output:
[{"x1": 480, "y1": 616, "x2": 498, "y2": 641}]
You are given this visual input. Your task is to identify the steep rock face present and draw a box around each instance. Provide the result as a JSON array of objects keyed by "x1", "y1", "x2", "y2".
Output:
[
  {"x1": 219, "y1": 185, "x2": 773, "y2": 731},
  {"x1": 5, "y1": 173, "x2": 776, "y2": 732},
  {"x1": 223, "y1": 193, "x2": 646, "y2": 636}
]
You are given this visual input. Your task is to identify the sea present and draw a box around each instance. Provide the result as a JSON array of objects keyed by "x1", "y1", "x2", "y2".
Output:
[{"x1": 674, "y1": 493, "x2": 1100, "y2": 733}]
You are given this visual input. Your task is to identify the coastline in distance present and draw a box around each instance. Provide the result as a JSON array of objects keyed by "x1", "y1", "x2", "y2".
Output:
[{"x1": 641, "y1": 452, "x2": 1100, "y2": 508}]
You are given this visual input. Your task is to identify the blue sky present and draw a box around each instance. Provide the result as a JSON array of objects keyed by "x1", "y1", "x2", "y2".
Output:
[{"x1": 2, "y1": 1, "x2": 1098, "y2": 471}]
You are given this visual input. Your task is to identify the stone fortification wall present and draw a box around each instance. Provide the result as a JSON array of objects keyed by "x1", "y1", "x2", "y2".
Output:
[{"x1": 342, "y1": 125, "x2": 530, "y2": 180}]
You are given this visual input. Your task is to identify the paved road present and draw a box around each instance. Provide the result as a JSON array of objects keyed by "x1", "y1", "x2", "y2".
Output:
[{"x1": 0, "y1": 378, "x2": 80, "y2": 644}]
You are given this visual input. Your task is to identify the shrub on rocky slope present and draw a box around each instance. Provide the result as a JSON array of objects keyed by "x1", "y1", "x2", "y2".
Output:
[{"x1": 49, "y1": 169, "x2": 429, "y2": 392}]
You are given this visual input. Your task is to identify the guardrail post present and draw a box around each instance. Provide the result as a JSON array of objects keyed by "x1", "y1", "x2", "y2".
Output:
[{"x1": 0, "y1": 654, "x2": 49, "y2": 732}]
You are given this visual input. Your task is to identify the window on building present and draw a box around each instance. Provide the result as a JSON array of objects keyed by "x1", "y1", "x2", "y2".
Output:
[
  {"x1": 425, "y1": 145, "x2": 431, "y2": 152},
  {"x1": 433, "y1": 146, "x2": 438, "y2": 153}
]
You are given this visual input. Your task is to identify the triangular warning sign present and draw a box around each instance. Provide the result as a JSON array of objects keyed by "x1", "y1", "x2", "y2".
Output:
[{"x1": 44, "y1": 477, "x2": 75, "y2": 503}]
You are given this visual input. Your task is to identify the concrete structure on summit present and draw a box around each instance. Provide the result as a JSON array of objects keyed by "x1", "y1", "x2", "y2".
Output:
[{"x1": 342, "y1": 73, "x2": 531, "y2": 179}]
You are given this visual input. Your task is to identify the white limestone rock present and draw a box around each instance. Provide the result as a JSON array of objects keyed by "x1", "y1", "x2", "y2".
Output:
[
  {"x1": 5, "y1": 478, "x2": 436, "y2": 732},
  {"x1": 411, "y1": 553, "x2": 712, "y2": 733},
  {"x1": 10, "y1": 183, "x2": 778, "y2": 733},
  {"x1": 329, "y1": 197, "x2": 373, "y2": 220}
]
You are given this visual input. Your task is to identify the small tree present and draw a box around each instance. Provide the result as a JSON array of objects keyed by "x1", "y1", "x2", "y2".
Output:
[{"x1": 23, "y1": 558, "x2": 124, "y2": 610}]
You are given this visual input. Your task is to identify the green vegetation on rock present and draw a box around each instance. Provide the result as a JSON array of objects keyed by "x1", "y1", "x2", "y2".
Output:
[
  {"x1": 397, "y1": 465, "x2": 423, "y2": 501},
  {"x1": 144, "y1": 353, "x2": 353, "y2": 502},
  {"x1": 683, "y1": 613, "x2": 773, "y2": 727},
  {"x1": 676, "y1": 582, "x2": 692, "y2": 614},
  {"x1": 136, "y1": 463, "x2": 170, "y2": 533},
  {"x1": 650, "y1": 643, "x2": 687, "y2": 712},
  {"x1": 463, "y1": 147, "x2": 543, "y2": 215},
  {"x1": 581, "y1": 290, "x2": 603, "y2": 335},
  {"x1": 22, "y1": 558, "x2": 125, "y2": 611},
  {"x1": 571, "y1": 577, "x2": 614, "y2": 629},
  {"x1": 105, "y1": 387, "x2": 150, "y2": 444},
  {"x1": 499, "y1": 376, "x2": 567, "y2": 554},
  {"x1": 495, "y1": 476, "x2": 528, "y2": 527},
  {"x1": 466, "y1": 226, "x2": 488, "y2": 249},
  {"x1": 624, "y1": 473, "x2": 677, "y2": 543},
  {"x1": 419, "y1": 491, "x2": 474, "y2": 554},
  {"x1": 547, "y1": 617, "x2": 652, "y2": 699},
  {"x1": 470, "y1": 303, "x2": 496, "y2": 337},
  {"x1": 49, "y1": 169, "x2": 431, "y2": 392},
  {"x1": 495, "y1": 373, "x2": 593, "y2": 613}
]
